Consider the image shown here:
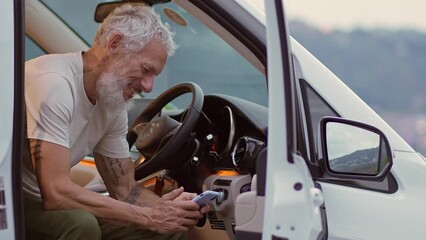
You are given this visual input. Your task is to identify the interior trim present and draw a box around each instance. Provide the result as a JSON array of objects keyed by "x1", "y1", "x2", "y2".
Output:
[
  {"x1": 13, "y1": 0, "x2": 25, "y2": 238},
  {"x1": 25, "y1": 0, "x2": 88, "y2": 53}
]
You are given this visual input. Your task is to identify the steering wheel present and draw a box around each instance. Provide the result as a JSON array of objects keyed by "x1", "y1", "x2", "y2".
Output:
[{"x1": 127, "y1": 82, "x2": 204, "y2": 180}]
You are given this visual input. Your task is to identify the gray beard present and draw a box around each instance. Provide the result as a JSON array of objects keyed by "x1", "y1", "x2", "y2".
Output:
[{"x1": 96, "y1": 72, "x2": 134, "y2": 116}]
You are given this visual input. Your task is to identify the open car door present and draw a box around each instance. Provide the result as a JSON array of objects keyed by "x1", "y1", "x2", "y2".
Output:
[
  {"x1": 0, "y1": 0, "x2": 25, "y2": 239},
  {"x1": 263, "y1": 1, "x2": 325, "y2": 239}
]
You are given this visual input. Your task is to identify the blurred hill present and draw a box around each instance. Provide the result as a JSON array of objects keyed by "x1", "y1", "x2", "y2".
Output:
[
  {"x1": 330, "y1": 147, "x2": 380, "y2": 174},
  {"x1": 289, "y1": 21, "x2": 426, "y2": 113},
  {"x1": 289, "y1": 21, "x2": 426, "y2": 155}
]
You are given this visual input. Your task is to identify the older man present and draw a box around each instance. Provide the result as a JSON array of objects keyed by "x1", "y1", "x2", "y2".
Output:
[{"x1": 23, "y1": 4, "x2": 207, "y2": 240}]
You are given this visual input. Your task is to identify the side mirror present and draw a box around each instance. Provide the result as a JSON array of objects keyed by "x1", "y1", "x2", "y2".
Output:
[
  {"x1": 94, "y1": 0, "x2": 170, "y2": 23},
  {"x1": 319, "y1": 117, "x2": 393, "y2": 181}
]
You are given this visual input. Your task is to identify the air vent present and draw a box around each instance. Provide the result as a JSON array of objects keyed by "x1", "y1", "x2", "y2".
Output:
[
  {"x1": 207, "y1": 211, "x2": 226, "y2": 230},
  {"x1": 232, "y1": 137, "x2": 247, "y2": 168},
  {"x1": 232, "y1": 136, "x2": 265, "y2": 173}
]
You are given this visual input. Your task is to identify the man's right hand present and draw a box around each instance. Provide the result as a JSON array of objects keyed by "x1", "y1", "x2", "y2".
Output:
[{"x1": 146, "y1": 187, "x2": 204, "y2": 234}]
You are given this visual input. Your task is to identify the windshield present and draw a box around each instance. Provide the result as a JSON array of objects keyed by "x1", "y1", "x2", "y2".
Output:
[{"x1": 30, "y1": 0, "x2": 267, "y2": 107}]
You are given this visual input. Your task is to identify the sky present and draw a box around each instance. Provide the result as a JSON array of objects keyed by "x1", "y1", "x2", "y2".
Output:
[
  {"x1": 326, "y1": 122, "x2": 380, "y2": 160},
  {"x1": 252, "y1": 0, "x2": 426, "y2": 33}
]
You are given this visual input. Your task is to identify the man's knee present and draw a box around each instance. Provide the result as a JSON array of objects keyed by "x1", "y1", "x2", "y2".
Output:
[{"x1": 60, "y1": 209, "x2": 101, "y2": 240}]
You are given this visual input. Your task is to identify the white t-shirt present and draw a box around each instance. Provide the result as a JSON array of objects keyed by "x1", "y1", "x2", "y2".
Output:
[{"x1": 23, "y1": 52, "x2": 130, "y2": 198}]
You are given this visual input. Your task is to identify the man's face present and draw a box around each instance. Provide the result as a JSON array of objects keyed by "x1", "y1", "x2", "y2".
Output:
[{"x1": 97, "y1": 39, "x2": 168, "y2": 115}]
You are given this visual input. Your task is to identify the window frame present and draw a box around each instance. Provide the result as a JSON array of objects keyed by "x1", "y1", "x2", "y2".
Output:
[{"x1": 296, "y1": 68, "x2": 398, "y2": 193}]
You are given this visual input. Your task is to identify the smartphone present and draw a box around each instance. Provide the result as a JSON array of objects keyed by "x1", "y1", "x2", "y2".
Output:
[{"x1": 192, "y1": 190, "x2": 221, "y2": 206}]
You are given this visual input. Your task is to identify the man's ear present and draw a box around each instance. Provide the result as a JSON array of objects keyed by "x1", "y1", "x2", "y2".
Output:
[{"x1": 107, "y1": 34, "x2": 124, "y2": 52}]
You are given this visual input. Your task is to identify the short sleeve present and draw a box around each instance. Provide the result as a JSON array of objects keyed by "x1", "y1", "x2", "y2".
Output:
[
  {"x1": 93, "y1": 112, "x2": 130, "y2": 159},
  {"x1": 26, "y1": 73, "x2": 74, "y2": 148}
]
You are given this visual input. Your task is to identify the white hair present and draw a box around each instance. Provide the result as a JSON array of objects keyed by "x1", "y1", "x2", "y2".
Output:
[{"x1": 93, "y1": 4, "x2": 176, "y2": 56}]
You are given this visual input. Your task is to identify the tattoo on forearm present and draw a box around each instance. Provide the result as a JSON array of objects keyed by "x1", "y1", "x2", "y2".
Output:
[
  {"x1": 29, "y1": 140, "x2": 45, "y2": 195},
  {"x1": 124, "y1": 184, "x2": 143, "y2": 204},
  {"x1": 102, "y1": 156, "x2": 126, "y2": 184}
]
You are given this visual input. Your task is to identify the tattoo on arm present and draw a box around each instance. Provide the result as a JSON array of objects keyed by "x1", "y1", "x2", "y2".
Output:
[
  {"x1": 30, "y1": 140, "x2": 43, "y2": 176},
  {"x1": 102, "y1": 156, "x2": 126, "y2": 184},
  {"x1": 97, "y1": 155, "x2": 143, "y2": 203},
  {"x1": 32, "y1": 141, "x2": 43, "y2": 161},
  {"x1": 29, "y1": 140, "x2": 45, "y2": 196},
  {"x1": 124, "y1": 184, "x2": 143, "y2": 204}
]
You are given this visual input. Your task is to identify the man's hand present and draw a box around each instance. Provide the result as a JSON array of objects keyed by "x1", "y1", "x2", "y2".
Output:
[
  {"x1": 94, "y1": 152, "x2": 209, "y2": 233},
  {"x1": 163, "y1": 187, "x2": 210, "y2": 214},
  {"x1": 145, "y1": 187, "x2": 209, "y2": 234}
]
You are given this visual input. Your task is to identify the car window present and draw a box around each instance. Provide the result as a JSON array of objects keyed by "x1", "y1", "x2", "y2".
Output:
[
  {"x1": 299, "y1": 79, "x2": 339, "y2": 160},
  {"x1": 151, "y1": 4, "x2": 267, "y2": 107},
  {"x1": 38, "y1": 1, "x2": 267, "y2": 108},
  {"x1": 25, "y1": 35, "x2": 46, "y2": 61}
]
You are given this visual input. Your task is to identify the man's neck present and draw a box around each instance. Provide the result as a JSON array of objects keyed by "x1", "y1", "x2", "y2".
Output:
[{"x1": 82, "y1": 47, "x2": 106, "y2": 104}]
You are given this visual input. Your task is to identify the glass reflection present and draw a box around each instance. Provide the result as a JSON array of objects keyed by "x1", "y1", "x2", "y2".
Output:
[{"x1": 326, "y1": 122, "x2": 383, "y2": 175}]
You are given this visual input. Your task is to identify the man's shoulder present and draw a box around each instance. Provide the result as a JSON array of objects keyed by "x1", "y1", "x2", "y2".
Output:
[
  {"x1": 26, "y1": 52, "x2": 80, "y2": 64},
  {"x1": 26, "y1": 52, "x2": 83, "y2": 78}
]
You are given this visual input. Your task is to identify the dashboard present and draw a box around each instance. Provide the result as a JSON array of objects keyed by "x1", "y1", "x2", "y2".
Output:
[
  {"x1": 195, "y1": 94, "x2": 268, "y2": 174},
  {"x1": 130, "y1": 93, "x2": 269, "y2": 237},
  {"x1": 187, "y1": 94, "x2": 268, "y2": 237}
]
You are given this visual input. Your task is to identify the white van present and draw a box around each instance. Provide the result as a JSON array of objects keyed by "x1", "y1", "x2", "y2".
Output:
[{"x1": 1, "y1": 0, "x2": 425, "y2": 239}]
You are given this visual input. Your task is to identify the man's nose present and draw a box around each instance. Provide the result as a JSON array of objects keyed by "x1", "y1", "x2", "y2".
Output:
[{"x1": 140, "y1": 76, "x2": 154, "y2": 93}]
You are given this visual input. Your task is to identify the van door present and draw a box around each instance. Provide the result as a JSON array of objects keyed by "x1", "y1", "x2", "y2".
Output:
[
  {"x1": 263, "y1": 1, "x2": 325, "y2": 239},
  {"x1": 0, "y1": 0, "x2": 25, "y2": 239}
]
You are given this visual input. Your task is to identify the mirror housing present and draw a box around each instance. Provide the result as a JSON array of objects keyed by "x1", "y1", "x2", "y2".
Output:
[
  {"x1": 94, "y1": 0, "x2": 170, "y2": 23},
  {"x1": 319, "y1": 117, "x2": 393, "y2": 181}
]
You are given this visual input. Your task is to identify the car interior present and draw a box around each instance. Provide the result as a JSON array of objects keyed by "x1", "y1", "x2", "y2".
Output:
[
  {"x1": 25, "y1": 0, "x2": 269, "y2": 239},
  {"x1": 19, "y1": 0, "x2": 407, "y2": 239},
  {"x1": 25, "y1": 0, "x2": 402, "y2": 238},
  {"x1": 16, "y1": 0, "x2": 426, "y2": 239}
]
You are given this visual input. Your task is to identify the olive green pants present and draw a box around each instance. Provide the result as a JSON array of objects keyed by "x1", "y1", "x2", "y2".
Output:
[{"x1": 24, "y1": 194, "x2": 185, "y2": 240}]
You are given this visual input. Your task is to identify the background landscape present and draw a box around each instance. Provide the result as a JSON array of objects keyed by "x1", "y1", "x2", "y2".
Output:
[{"x1": 289, "y1": 20, "x2": 426, "y2": 156}]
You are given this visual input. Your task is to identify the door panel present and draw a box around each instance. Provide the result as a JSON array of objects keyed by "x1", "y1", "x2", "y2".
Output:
[
  {"x1": 262, "y1": 1, "x2": 325, "y2": 239},
  {"x1": 0, "y1": 0, "x2": 17, "y2": 238},
  {"x1": 0, "y1": 0, "x2": 25, "y2": 239}
]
